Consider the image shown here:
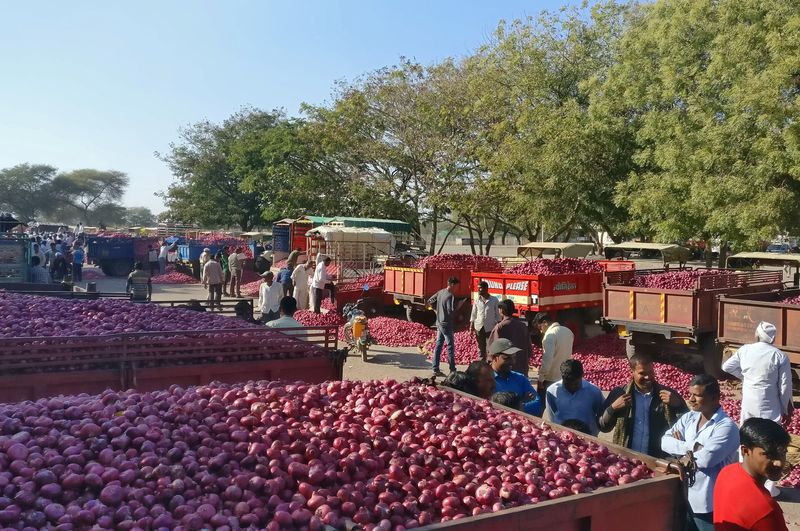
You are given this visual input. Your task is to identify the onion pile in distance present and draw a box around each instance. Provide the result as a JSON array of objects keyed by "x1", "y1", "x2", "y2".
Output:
[
  {"x1": 630, "y1": 269, "x2": 735, "y2": 290},
  {"x1": 504, "y1": 258, "x2": 604, "y2": 275},
  {"x1": 0, "y1": 379, "x2": 653, "y2": 530},
  {"x1": 413, "y1": 254, "x2": 502, "y2": 273}
]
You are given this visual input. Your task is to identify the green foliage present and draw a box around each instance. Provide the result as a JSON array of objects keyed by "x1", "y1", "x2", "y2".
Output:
[
  {"x1": 124, "y1": 207, "x2": 156, "y2": 227},
  {"x1": 0, "y1": 163, "x2": 57, "y2": 222},
  {"x1": 50, "y1": 169, "x2": 129, "y2": 223}
]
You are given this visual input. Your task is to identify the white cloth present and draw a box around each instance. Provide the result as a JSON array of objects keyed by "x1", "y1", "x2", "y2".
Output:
[
  {"x1": 258, "y1": 281, "x2": 282, "y2": 315},
  {"x1": 265, "y1": 316, "x2": 307, "y2": 340},
  {"x1": 539, "y1": 322, "x2": 575, "y2": 382},
  {"x1": 312, "y1": 261, "x2": 331, "y2": 289},
  {"x1": 158, "y1": 245, "x2": 168, "y2": 259},
  {"x1": 756, "y1": 321, "x2": 777, "y2": 344},
  {"x1": 291, "y1": 264, "x2": 310, "y2": 309},
  {"x1": 722, "y1": 341, "x2": 792, "y2": 423},
  {"x1": 470, "y1": 295, "x2": 500, "y2": 332},
  {"x1": 199, "y1": 251, "x2": 211, "y2": 282}
]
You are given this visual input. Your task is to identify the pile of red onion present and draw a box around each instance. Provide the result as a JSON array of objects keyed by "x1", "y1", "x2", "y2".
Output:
[
  {"x1": 338, "y1": 274, "x2": 384, "y2": 293},
  {"x1": 294, "y1": 310, "x2": 345, "y2": 328},
  {"x1": 414, "y1": 254, "x2": 502, "y2": 273},
  {"x1": 195, "y1": 235, "x2": 247, "y2": 247},
  {"x1": 505, "y1": 259, "x2": 604, "y2": 276},
  {"x1": 780, "y1": 293, "x2": 800, "y2": 305},
  {"x1": 0, "y1": 379, "x2": 653, "y2": 529},
  {"x1": 241, "y1": 281, "x2": 262, "y2": 298},
  {"x1": 631, "y1": 270, "x2": 735, "y2": 290},
  {"x1": 0, "y1": 292, "x2": 259, "y2": 339},
  {"x1": 342, "y1": 317, "x2": 434, "y2": 347},
  {"x1": 151, "y1": 272, "x2": 198, "y2": 284},
  {"x1": 80, "y1": 269, "x2": 106, "y2": 280}
]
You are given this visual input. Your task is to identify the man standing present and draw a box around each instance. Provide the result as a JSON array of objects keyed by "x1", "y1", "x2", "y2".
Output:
[
  {"x1": 147, "y1": 245, "x2": 159, "y2": 276},
  {"x1": 489, "y1": 300, "x2": 532, "y2": 376},
  {"x1": 126, "y1": 262, "x2": 152, "y2": 302},
  {"x1": 489, "y1": 339, "x2": 542, "y2": 416},
  {"x1": 312, "y1": 256, "x2": 335, "y2": 313},
  {"x1": 198, "y1": 247, "x2": 211, "y2": 284},
  {"x1": 292, "y1": 261, "x2": 313, "y2": 310},
  {"x1": 714, "y1": 418, "x2": 790, "y2": 531},
  {"x1": 158, "y1": 242, "x2": 169, "y2": 275},
  {"x1": 228, "y1": 247, "x2": 245, "y2": 298},
  {"x1": 534, "y1": 314, "x2": 574, "y2": 402},
  {"x1": 71, "y1": 243, "x2": 84, "y2": 282},
  {"x1": 661, "y1": 375, "x2": 740, "y2": 531},
  {"x1": 276, "y1": 265, "x2": 293, "y2": 297},
  {"x1": 429, "y1": 276, "x2": 460, "y2": 376},
  {"x1": 29, "y1": 256, "x2": 51, "y2": 284},
  {"x1": 470, "y1": 281, "x2": 500, "y2": 360},
  {"x1": 258, "y1": 271, "x2": 282, "y2": 323},
  {"x1": 722, "y1": 321, "x2": 793, "y2": 497},
  {"x1": 545, "y1": 360, "x2": 604, "y2": 436},
  {"x1": 202, "y1": 253, "x2": 225, "y2": 311},
  {"x1": 598, "y1": 354, "x2": 688, "y2": 458}
]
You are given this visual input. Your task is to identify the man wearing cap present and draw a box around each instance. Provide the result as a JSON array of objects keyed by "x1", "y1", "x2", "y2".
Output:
[
  {"x1": 257, "y1": 271, "x2": 282, "y2": 323},
  {"x1": 470, "y1": 280, "x2": 500, "y2": 360},
  {"x1": 722, "y1": 321, "x2": 793, "y2": 497},
  {"x1": 488, "y1": 299, "x2": 532, "y2": 376},
  {"x1": 489, "y1": 338, "x2": 543, "y2": 416}
]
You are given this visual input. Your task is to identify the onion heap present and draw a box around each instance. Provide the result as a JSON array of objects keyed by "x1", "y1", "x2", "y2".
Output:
[
  {"x1": 150, "y1": 272, "x2": 198, "y2": 285},
  {"x1": 780, "y1": 293, "x2": 800, "y2": 306},
  {"x1": 338, "y1": 275, "x2": 384, "y2": 294},
  {"x1": 80, "y1": 269, "x2": 106, "y2": 280},
  {"x1": 294, "y1": 311, "x2": 346, "y2": 328},
  {"x1": 631, "y1": 270, "x2": 736, "y2": 290},
  {"x1": 0, "y1": 292, "x2": 259, "y2": 339},
  {"x1": 0, "y1": 379, "x2": 653, "y2": 530},
  {"x1": 240, "y1": 281, "x2": 262, "y2": 298},
  {"x1": 339, "y1": 318, "x2": 434, "y2": 348},
  {"x1": 413, "y1": 254, "x2": 502, "y2": 273},
  {"x1": 504, "y1": 259, "x2": 604, "y2": 276}
]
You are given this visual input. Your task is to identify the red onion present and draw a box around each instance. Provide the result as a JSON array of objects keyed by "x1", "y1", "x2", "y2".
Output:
[
  {"x1": 414, "y1": 254, "x2": 502, "y2": 272},
  {"x1": 505, "y1": 258, "x2": 604, "y2": 275}
]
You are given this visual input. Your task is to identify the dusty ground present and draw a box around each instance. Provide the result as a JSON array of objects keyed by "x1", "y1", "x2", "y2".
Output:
[{"x1": 80, "y1": 264, "x2": 800, "y2": 528}]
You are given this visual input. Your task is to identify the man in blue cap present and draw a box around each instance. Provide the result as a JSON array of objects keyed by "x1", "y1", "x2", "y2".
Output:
[{"x1": 489, "y1": 338, "x2": 542, "y2": 416}]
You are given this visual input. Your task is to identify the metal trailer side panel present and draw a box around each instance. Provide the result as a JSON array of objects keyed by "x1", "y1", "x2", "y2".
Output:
[
  {"x1": 718, "y1": 293, "x2": 800, "y2": 363},
  {"x1": 0, "y1": 368, "x2": 124, "y2": 403},
  {"x1": 422, "y1": 475, "x2": 683, "y2": 531}
]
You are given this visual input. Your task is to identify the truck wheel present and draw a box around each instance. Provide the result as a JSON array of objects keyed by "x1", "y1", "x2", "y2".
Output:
[
  {"x1": 625, "y1": 336, "x2": 654, "y2": 360},
  {"x1": 102, "y1": 259, "x2": 132, "y2": 277},
  {"x1": 558, "y1": 309, "x2": 586, "y2": 345},
  {"x1": 701, "y1": 336, "x2": 723, "y2": 379},
  {"x1": 406, "y1": 307, "x2": 435, "y2": 326}
]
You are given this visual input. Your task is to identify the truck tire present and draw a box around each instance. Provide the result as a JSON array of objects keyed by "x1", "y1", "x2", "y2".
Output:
[
  {"x1": 101, "y1": 259, "x2": 133, "y2": 277},
  {"x1": 558, "y1": 309, "x2": 586, "y2": 345},
  {"x1": 625, "y1": 335, "x2": 655, "y2": 360},
  {"x1": 406, "y1": 306, "x2": 435, "y2": 327},
  {"x1": 700, "y1": 335, "x2": 723, "y2": 379}
]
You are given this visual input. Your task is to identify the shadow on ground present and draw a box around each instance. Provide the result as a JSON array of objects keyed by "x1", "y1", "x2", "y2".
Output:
[{"x1": 355, "y1": 348, "x2": 432, "y2": 370}]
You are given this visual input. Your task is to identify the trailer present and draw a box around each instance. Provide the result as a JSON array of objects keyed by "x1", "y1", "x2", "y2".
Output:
[
  {"x1": 726, "y1": 251, "x2": 800, "y2": 288},
  {"x1": 604, "y1": 241, "x2": 690, "y2": 267},
  {"x1": 472, "y1": 260, "x2": 635, "y2": 341},
  {"x1": 0, "y1": 326, "x2": 343, "y2": 403},
  {"x1": 0, "y1": 235, "x2": 30, "y2": 283},
  {"x1": 422, "y1": 387, "x2": 686, "y2": 531},
  {"x1": 85, "y1": 236, "x2": 137, "y2": 276},
  {"x1": 384, "y1": 266, "x2": 473, "y2": 326},
  {"x1": 603, "y1": 269, "x2": 783, "y2": 375},
  {"x1": 718, "y1": 288, "x2": 800, "y2": 391}
]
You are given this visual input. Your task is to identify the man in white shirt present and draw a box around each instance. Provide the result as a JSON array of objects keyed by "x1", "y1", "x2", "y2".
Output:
[
  {"x1": 291, "y1": 261, "x2": 314, "y2": 310},
  {"x1": 661, "y1": 374, "x2": 739, "y2": 531},
  {"x1": 258, "y1": 271, "x2": 282, "y2": 323},
  {"x1": 722, "y1": 321, "x2": 793, "y2": 497},
  {"x1": 158, "y1": 243, "x2": 169, "y2": 275},
  {"x1": 534, "y1": 314, "x2": 574, "y2": 401},
  {"x1": 265, "y1": 296, "x2": 307, "y2": 340},
  {"x1": 147, "y1": 246, "x2": 159, "y2": 276},
  {"x1": 470, "y1": 281, "x2": 500, "y2": 360},
  {"x1": 198, "y1": 248, "x2": 211, "y2": 283},
  {"x1": 312, "y1": 256, "x2": 335, "y2": 313}
]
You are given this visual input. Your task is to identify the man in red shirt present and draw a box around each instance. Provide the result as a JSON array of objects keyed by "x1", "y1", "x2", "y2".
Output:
[{"x1": 713, "y1": 417, "x2": 790, "y2": 530}]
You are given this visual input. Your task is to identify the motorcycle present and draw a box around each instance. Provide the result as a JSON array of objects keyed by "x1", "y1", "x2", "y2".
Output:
[{"x1": 341, "y1": 285, "x2": 375, "y2": 361}]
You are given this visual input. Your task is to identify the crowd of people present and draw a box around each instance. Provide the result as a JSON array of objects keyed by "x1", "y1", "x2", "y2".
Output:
[
  {"x1": 26, "y1": 226, "x2": 86, "y2": 284},
  {"x1": 434, "y1": 276, "x2": 793, "y2": 530}
]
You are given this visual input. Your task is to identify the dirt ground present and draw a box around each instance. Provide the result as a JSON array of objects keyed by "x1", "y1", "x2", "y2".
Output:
[{"x1": 82, "y1": 264, "x2": 800, "y2": 528}]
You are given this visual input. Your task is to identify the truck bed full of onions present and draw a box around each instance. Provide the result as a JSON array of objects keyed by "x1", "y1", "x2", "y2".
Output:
[
  {"x1": 504, "y1": 258, "x2": 604, "y2": 275},
  {"x1": 630, "y1": 269, "x2": 736, "y2": 290},
  {"x1": 0, "y1": 379, "x2": 653, "y2": 530},
  {"x1": 413, "y1": 254, "x2": 502, "y2": 273}
]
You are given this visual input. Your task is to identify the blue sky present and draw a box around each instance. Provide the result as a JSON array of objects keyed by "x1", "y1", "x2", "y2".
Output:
[{"x1": 0, "y1": 1, "x2": 578, "y2": 213}]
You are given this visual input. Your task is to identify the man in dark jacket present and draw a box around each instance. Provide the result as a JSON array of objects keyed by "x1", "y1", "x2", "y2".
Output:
[
  {"x1": 598, "y1": 353, "x2": 688, "y2": 458},
  {"x1": 488, "y1": 299, "x2": 532, "y2": 376}
]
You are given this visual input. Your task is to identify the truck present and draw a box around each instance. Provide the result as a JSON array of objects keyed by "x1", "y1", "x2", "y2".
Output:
[
  {"x1": 85, "y1": 236, "x2": 136, "y2": 276},
  {"x1": 603, "y1": 241, "x2": 690, "y2": 268},
  {"x1": 0, "y1": 235, "x2": 30, "y2": 283},
  {"x1": 384, "y1": 265, "x2": 473, "y2": 326},
  {"x1": 602, "y1": 269, "x2": 784, "y2": 375},
  {"x1": 472, "y1": 259, "x2": 635, "y2": 342}
]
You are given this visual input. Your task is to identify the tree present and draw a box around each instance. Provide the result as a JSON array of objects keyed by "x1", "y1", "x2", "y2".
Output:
[
  {"x1": 50, "y1": 169, "x2": 129, "y2": 223},
  {"x1": 0, "y1": 163, "x2": 58, "y2": 222},
  {"x1": 602, "y1": 0, "x2": 800, "y2": 257},
  {"x1": 158, "y1": 108, "x2": 281, "y2": 231},
  {"x1": 124, "y1": 207, "x2": 156, "y2": 226}
]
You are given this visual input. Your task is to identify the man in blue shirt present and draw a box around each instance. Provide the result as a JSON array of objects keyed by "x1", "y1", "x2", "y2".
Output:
[
  {"x1": 545, "y1": 360, "x2": 604, "y2": 436},
  {"x1": 276, "y1": 266, "x2": 293, "y2": 297},
  {"x1": 489, "y1": 338, "x2": 542, "y2": 416},
  {"x1": 661, "y1": 374, "x2": 739, "y2": 531}
]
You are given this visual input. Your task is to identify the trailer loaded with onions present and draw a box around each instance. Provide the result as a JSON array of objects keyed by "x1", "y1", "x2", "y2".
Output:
[
  {"x1": 0, "y1": 379, "x2": 684, "y2": 530},
  {"x1": 0, "y1": 292, "x2": 343, "y2": 403}
]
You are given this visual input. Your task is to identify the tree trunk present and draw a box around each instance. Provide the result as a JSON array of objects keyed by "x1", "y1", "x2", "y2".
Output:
[
  {"x1": 428, "y1": 208, "x2": 438, "y2": 256},
  {"x1": 465, "y1": 217, "x2": 477, "y2": 255},
  {"x1": 718, "y1": 241, "x2": 730, "y2": 269},
  {"x1": 437, "y1": 221, "x2": 459, "y2": 254},
  {"x1": 704, "y1": 238, "x2": 714, "y2": 268},
  {"x1": 485, "y1": 217, "x2": 500, "y2": 256},
  {"x1": 501, "y1": 228, "x2": 509, "y2": 246}
]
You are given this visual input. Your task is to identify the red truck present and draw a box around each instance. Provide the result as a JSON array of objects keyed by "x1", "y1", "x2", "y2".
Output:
[
  {"x1": 471, "y1": 260, "x2": 635, "y2": 341},
  {"x1": 384, "y1": 265, "x2": 473, "y2": 326}
]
